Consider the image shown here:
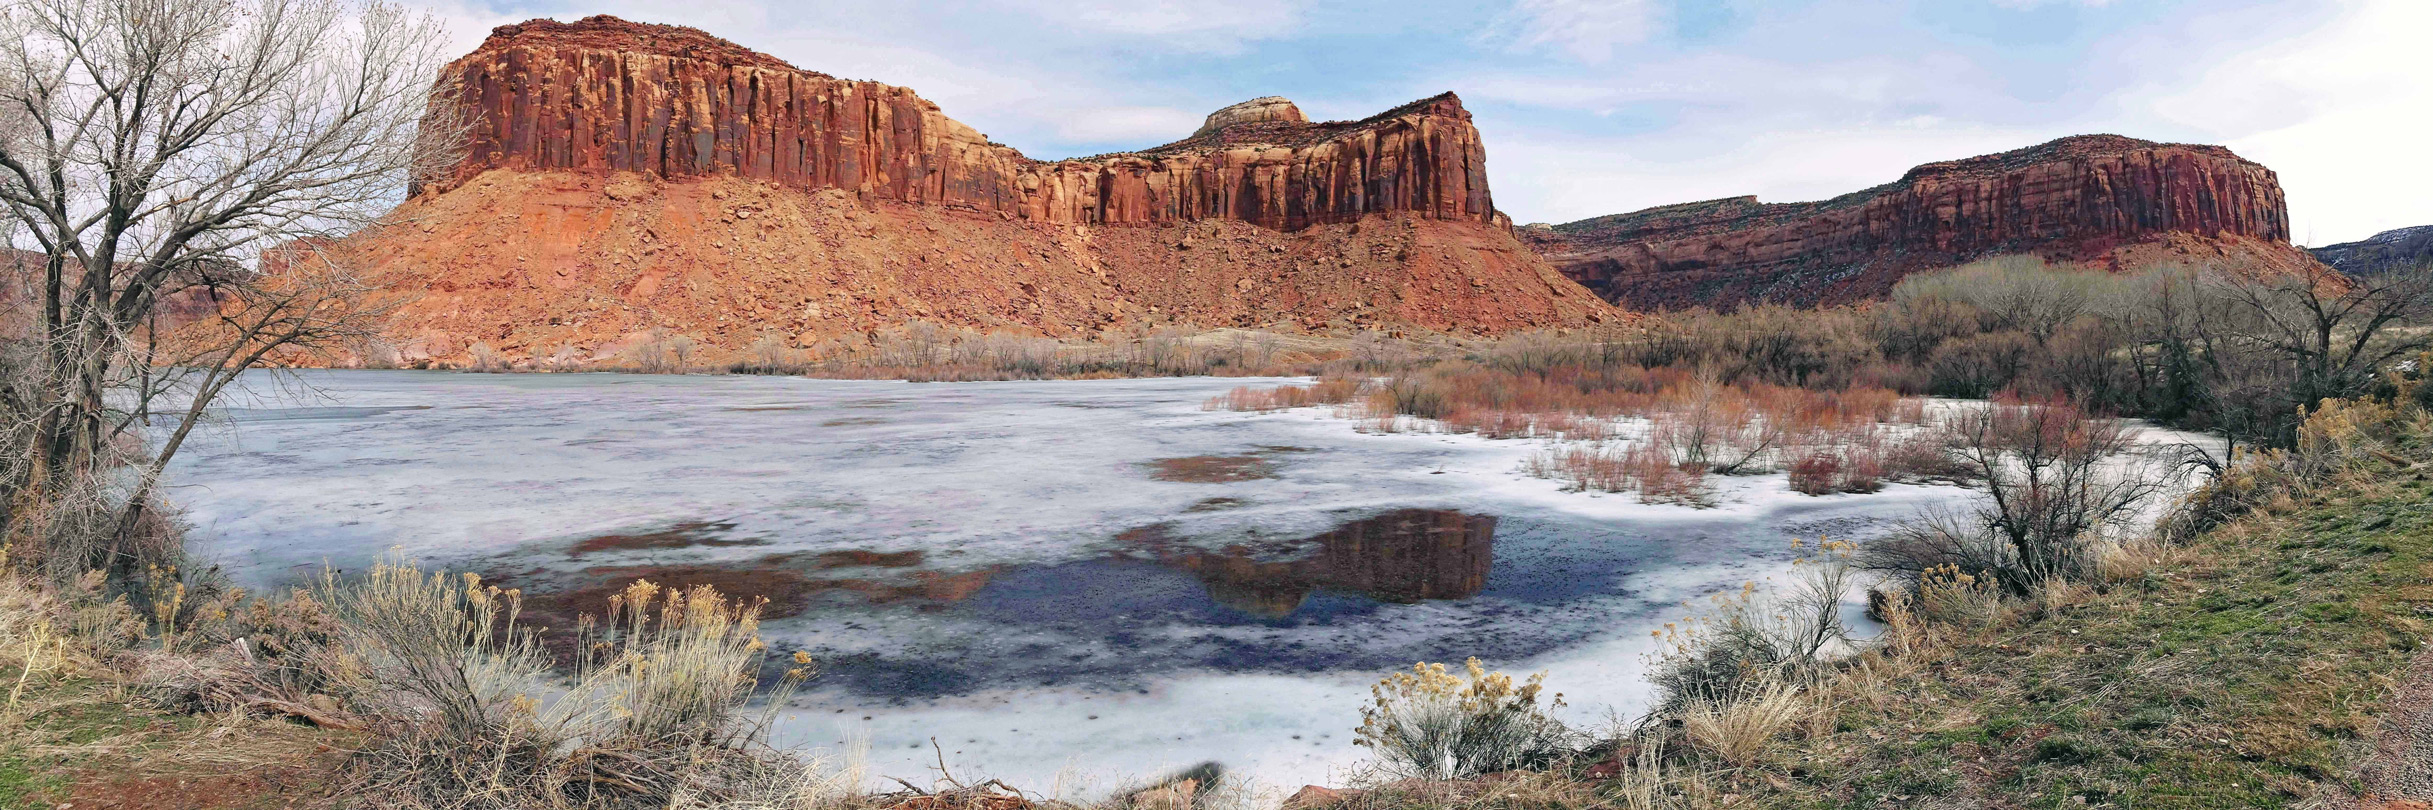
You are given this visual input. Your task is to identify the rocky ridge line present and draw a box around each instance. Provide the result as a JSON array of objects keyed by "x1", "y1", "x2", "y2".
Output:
[
  {"x1": 1522, "y1": 134, "x2": 2309, "y2": 308},
  {"x1": 434, "y1": 15, "x2": 1495, "y2": 233}
]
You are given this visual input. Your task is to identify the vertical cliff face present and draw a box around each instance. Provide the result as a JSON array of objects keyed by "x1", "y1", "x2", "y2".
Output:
[
  {"x1": 434, "y1": 16, "x2": 1497, "y2": 232},
  {"x1": 1523, "y1": 135, "x2": 2312, "y2": 308},
  {"x1": 349, "y1": 15, "x2": 1605, "y2": 363}
]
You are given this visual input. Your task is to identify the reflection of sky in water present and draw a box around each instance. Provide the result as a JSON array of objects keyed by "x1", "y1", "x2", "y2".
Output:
[{"x1": 165, "y1": 370, "x2": 1985, "y2": 792}]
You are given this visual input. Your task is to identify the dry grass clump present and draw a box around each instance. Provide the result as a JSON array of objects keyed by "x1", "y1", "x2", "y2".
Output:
[
  {"x1": 0, "y1": 545, "x2": 65, "y2": 711},
  {"x1": 1522, "y1": 443, "x2": 1711, "y2": 506},
  {"x1": 1205, "y1": 376, "x2": 1361, "y2": 412},
  {"x1": 1645, "y1": 538, "x2": 1856, "y2": 712},
  {"x1": 1354, "y1": 658, "x2": 1575, "y2": 780},
  {"x1": 316, "y1": 561, "x2": 832, "y2": 809},
  {"x1": 1677, "y1": 677, "x2": 1804, "y2": 769},
  {"x1": 0, "y1": 542, "x2": 867, "y2": 809}
]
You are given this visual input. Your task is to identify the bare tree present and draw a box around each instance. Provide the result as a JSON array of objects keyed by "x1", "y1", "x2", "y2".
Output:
[
  {"x1": 0, "y1": 0, "x2": 460, "y2": 582},
  {"x1": 1864, "y1": 400, "x2": 2169, "y2": 592},
  {"x1": 2209, "y1": 262, "x2": 2433, "y2": 441}
]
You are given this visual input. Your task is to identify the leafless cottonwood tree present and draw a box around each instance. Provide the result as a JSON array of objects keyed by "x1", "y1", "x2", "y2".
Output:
[
  {"x1": 2124, "y1": 261, "x2": 2433, "y2": 456},
  {"x1": 0, "y1": 0, "x2": 462, "y2": 584},
  {"x1": 2208, "y1": 262, "x2": 2433, "y2": 439}
]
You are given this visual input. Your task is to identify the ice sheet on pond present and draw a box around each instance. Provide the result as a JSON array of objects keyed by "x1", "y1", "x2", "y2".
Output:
[{"x1": 166, "y1": 370, "x2": 1995, "y2": 793}]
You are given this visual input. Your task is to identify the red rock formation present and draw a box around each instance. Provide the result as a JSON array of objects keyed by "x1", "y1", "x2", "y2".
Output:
[
  {"x1": 435, "y1": 16, "x2": 1497, "y2": 232},
  {"x1": 1150, "y1": 509, "x2": 1496, "y2": 618},
  {"x1": 347, "y1": 15, "x2": 1604, "y2": 362},
  {"x1": 1523, "y1": 135, "x2": 2314, "y2": 308}
]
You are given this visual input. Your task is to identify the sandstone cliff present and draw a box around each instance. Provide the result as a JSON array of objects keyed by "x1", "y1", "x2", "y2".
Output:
[
  {"x1": 436, "y1": 16, "x2": 1496, "y2": 232},
  {"x1": 351, "y1": 16, "x2": 1602, "y2": 362},
  {"x1": 2312, "y1": 225, "x2": 2433, "y2": 276},
  {"x1": 1522, "y1": 135, "x2": 2315, "y2": 309}
]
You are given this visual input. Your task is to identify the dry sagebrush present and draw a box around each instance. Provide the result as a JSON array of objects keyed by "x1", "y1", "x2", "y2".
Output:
[
  {"x1": 325, "y1": 561, "x2": 831, "y2": 810},
  {"x1": 1355, "y1": 658, "x2": 1575, "y2": 780}
]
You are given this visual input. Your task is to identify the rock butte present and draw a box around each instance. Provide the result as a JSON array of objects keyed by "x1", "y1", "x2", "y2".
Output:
[
  {"x1": 341, "y1": 15, "x2": 1607, "y2": 363},
  {"x1": 1521, "y1": 135, "x2": 2319, "y2": 309}
]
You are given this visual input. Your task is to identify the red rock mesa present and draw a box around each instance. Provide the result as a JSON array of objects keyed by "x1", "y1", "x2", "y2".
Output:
[
  {"x1": 347, "y1": 15, "x2": 1609, "y2": 364},
  {"x1": 1521, "y1": 135, "x2": 2315, "y2": 309}
]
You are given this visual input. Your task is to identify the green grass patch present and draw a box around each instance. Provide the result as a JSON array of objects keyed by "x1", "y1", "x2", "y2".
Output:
[{"x1": 1750, "y1": 473, "x2": 2433, "y2": 807}]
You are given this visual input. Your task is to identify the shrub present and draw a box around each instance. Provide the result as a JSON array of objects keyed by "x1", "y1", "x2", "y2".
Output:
[
  {"x1": 1679, "y1": 676, "x2": 1803, "y2": 769},
  {"x1": 572, "y1": 580, "x2": 789, "y2": 744},
  {"x1": 1786, "y1": 450, "x2": 1843, "y2": 496},
  {"x1": 737, "y1": 333, "x2": 804, "y2": 374},
  {"x1": 327, "y1": 560, "x2": 822, "y2": 808},
  {"x1": 1926, "y1": 331, "x2": 2034, "y2": 398},
  {"x1": 543, "y1": 344, "x2": 584, "y2": 371},
  {"x1": 1206, "y1": 376, "x2": 1361, "y2": 412},
  {"x1": 1648, "y1": 538, "x2": 1854, "y2": 713},
  {"x1": 1373, "y1": 372, "x2": 1452, "y2": 419},
  {"x1": 1355, "y1": 657, "x2": 1573, "y2": 779},
  {"x1": 1912, "y1": 564, "x2": 2009, "y2": 634},
  {"x1": 622, "y1": 327, "x2": 697, "y2": 374},
  {"x1": 1863, "y1": 400, "x2": 2167, "y2": 593},
  {"x1": 323, "y1": 562, "x2": 553, "y2": 750}
]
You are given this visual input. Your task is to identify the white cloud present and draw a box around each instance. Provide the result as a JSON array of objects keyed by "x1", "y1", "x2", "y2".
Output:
[
  {"x1": 994, "y1": 0, "x2": 1305, "y2": 52},
  {"x1": 399, "y1": 0, "x2": 526, "y2": 61},
  {"x1": 393, "y1": 0, "x2": 2423, "y2": 244},
  {"x1": 1489, "y1": 125, "x2": 2050, "y2": 227},
  {"x1": 2133, "y1": 0, "x2": 2433, "y2": 244},
  {"x1": 1465, "y1": 0, "x2": 2432, "y2": 245},
  {"x1": 1485, "y1": 0, "x2": 1663, "y2": 65}
]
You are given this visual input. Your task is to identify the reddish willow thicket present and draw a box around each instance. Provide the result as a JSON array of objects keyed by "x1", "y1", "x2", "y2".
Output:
[{"x1": 1209, "y1": 364, "x2": 1965, "y2": 505}]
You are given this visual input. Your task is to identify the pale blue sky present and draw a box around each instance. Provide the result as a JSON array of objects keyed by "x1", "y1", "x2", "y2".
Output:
[{"x1": 405, "y1": 0, "x2": 2431, "y2": 245}]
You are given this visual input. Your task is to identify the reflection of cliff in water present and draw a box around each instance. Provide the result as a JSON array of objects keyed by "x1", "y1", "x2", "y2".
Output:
[{"x1": 1147, "y1": 509, "x2": 1496, "y2": 618}]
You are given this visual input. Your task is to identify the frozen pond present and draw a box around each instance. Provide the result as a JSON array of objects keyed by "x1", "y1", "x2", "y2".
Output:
[{"x1": 167, "y1": 370, "x2": 1990, "y2": 795}]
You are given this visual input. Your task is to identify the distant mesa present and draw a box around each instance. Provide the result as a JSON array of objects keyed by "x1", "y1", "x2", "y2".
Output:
[
  {"x1": 333, "y1": 15, "x2": 1608, "y2": 367},
  {"x1": 1521, "y1": 134, "x2": 2321, "y2": 309},
  {"x1": 2312, "y1": 225, "x2": 2433, "y2": 276}
]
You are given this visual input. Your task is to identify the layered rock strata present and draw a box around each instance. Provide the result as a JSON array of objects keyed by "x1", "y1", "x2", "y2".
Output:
[
  {"x1": 1522, "y1": 135, "x2": 2313, "y2": 308},
  {"x1": 436, "y1": 16, "x2": 1495, "y2": 232},
  {"x1": 349, "y1": 15, "x2": 1603, "y2": 362}
]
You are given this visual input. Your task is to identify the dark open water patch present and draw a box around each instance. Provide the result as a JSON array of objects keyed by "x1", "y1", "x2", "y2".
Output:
[
  {"x1": 484, "y1": 509, "x2": 1671, "y2": 702},
  {"x1": 796, "y1": 510, "x2": 1663, "y2": 701}
]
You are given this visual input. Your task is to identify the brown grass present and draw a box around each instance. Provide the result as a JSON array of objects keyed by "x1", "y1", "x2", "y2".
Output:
[
  {"x1": 1145, "y1": 455, "x2": 1280, "y2": 483},
  {"x1": 1206, "y1": 375, "x2": 1362, "y2": 412},
  {"x1": 566, "y1": 521, "x2": 761, "y2": 557}
]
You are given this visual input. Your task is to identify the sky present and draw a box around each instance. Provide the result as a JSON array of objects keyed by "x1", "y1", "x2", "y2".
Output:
[{"x1": 400, "y1": 0, "x2": 2431, "y2": 246}]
